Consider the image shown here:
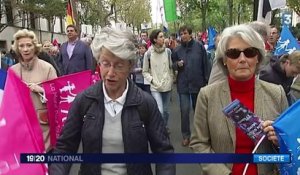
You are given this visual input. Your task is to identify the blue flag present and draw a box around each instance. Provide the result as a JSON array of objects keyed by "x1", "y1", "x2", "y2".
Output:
[
  {"x1": 207, "y1": 26, "x2": 217, "y2": 50},
  {"x1": 0, "y1": 69, "x2": 7, "y2": 105},
  {"x1": 273, "y1": 100, "x2": 300, "y2": 175},
  {"x1": 274, "y1": 25, "x2": 300, "y2": 56}
]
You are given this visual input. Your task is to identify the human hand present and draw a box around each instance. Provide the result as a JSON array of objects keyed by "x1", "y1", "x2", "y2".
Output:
[
  {"x1": 262, "y1": 120, "x2": 278, "y2": 146},
  {"x1": 28, "y1": 83, "x2": 44, "y2": 93}
]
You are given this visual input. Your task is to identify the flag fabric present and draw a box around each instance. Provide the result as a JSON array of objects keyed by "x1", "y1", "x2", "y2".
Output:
[
  {"x1": 66, "y1": 0, "x2": 75, "y2": 26},
  {"x1": 0, "y1": 69, "x2": 47, "y2": 175},
  {"x1": 158, "y1": 0, "x2": 168, "y2": 32},
  {"x1": 269, "y1": 0, "x2": 286, "y2": 9},
  {"x1": 163, "y1": 0, "x2": 177, "y2": 22},
  {"x1": 207, "y1": 27, "x2": 217, "y2": 50},
  {"x1": 281, "y1": 11, "x2": 293, "y2": 28},
  {"x1": 42, "y1": 70, "x2": 98, "y2": 147},
  {"x1": 273, "y1": 99, "x2": 300, "y2": 175},
  {"x1": 257, "y1": 0, "x2": 286, "y2": 24},
  {"x1": 0, "y1": 69, "x2": 7, "y2": 105},
  {"x1": 274, "y1": 25, "x2": 300, "y2": 56}
]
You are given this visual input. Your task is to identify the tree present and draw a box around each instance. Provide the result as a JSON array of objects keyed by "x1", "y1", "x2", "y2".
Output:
[
  {"x1": 287, "y1": 0, "x2": 300, "y2": 16},
  {"x1": 17, "y1": 0, "x2": 65, "y2": 30},
  {"x1": 121, "y1": 0, "x2": 151, "y2": 32},
  {"x1": 77, "y1": 0, "x2": 109, "y2": 28},
  {"x1": 0, "y1": 0, "x2": 19, "y2": 32}
]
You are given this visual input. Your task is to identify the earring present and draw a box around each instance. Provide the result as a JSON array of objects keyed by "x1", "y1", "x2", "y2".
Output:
[{"x1": 224, "y1": 63, "x2": 226, "y2": 66}]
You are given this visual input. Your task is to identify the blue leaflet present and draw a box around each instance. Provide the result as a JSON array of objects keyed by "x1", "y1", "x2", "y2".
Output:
[{"x1": 222, "y1": 99, "x2": 265, "y2": 143}]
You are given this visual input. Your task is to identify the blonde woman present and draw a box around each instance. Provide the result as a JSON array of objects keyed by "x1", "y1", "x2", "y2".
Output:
[{"x1": 10, "y1": 29, "x2": 57, "y2": 151}]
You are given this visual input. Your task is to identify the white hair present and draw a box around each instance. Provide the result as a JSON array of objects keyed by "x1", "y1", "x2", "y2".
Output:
[
  {"x1": 91, "y1": 27, "x2": 137, "y2": 62},
  {"x1": 215, "y1": 24, "x2": 266, "y2": 74}
]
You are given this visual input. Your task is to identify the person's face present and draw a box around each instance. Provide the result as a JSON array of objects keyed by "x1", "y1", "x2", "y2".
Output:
[
  {"x1": 66, "y1": 27, "x2": 78, "y2": 41},
  {"x1": 139, "y1": 46, "x2": 146, "y2": 55},
  {"x1": 18, "y1": 37, "x2": 36, "y2": 62},
  {"x1": 197, "y1": 32, "x2": 202, "y2": 41},
  {"x1": 154, "y1": 32, "x2": 165, "y2": 46},
  {"x1": 99, "y1": 48, "x2": 132, "y2": 97},
  {"x1": 180, "y1": 29, "x2": 192, "y2": 43},
  {"x1": 141, "y1": 33, "x2": 148, "y2": 41},
  {"x1": 224, "y1": 37, "x2": 259, "y2": 81},
  {"x1": 214, "y1": 35, "x2": 221, "y2": 49},
  {"x1": 284, "y1": 60, "x2": 300, "y2": 77},
  {"x1": 268, "y1": 28, "x2": 279, "y2": 45},
  {"x1": 43, "y1": 41, "x2": 52, "y2": 53}
]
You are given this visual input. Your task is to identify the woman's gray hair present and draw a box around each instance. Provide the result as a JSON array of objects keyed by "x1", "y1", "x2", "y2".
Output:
[
  {"x1": 91, "y1": 27, "x2": 138, "y2": 62},
  {"x1": 248, "y1": 21, "x2": 270, "y2": 40},
  {"x1": 215, "y1": 24, "x2": 266, "y2": 75}
]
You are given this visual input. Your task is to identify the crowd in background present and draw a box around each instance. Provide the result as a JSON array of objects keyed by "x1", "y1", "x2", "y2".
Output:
[{"x1": 1, "y1": 22, "x2": 300, "y2": 175}]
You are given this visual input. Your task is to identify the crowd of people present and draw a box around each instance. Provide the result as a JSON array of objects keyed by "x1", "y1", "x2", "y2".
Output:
[{"x1": 1, "y1": 21, "x2": 300, "y2": 175}]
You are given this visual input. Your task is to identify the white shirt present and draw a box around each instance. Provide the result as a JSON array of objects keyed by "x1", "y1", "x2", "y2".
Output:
[{"x1": 103, "y1": 80, "x2": 129, "y2": 117}]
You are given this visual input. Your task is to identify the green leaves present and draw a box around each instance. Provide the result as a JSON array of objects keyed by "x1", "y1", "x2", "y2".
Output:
[
  {"x1": 18, "y1": 0, "x2": 65, "y2": 18},
  {"x1": 287, "y1": 0, "x2": 300, "y2": 16}
]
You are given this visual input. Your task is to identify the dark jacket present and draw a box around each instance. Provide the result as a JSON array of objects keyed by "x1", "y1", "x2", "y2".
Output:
[
  {"x1": 58, "y1": 40, "x2": 93, "y2": 75},
  {"x1": 172, "y1": 39, "x2": 209, "y2": 93},
  {"x1": 49, "y1": 80, "x2": 175, "y2": 175},
  {"x1": 259, "y1": 59, "x2": 293, "y2": 95},
  {"x1": 259, "y1": 59, "x2": 293, "y2": 105},
  {"x1": 38, "y1": 52, "x2": 61, "y2": 76}
]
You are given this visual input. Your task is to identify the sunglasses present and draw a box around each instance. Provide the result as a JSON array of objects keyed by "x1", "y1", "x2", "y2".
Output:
[{"x1": 225, "y1": 47, "x2": 259, "y2": 59}]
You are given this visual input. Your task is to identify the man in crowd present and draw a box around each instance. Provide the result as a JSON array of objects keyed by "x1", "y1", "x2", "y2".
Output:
[
  {"x1": 172, "y1": 25, "x2": 210, "y2": 147},
  {"x1": 139, "y1": 30, "x2": 151, "y2": 49},
  {"x1": 58, "y1": 25, "x2": 93, "y2": 75},
  {"x1": 266, "y1": 25, "x2": 280, "y2": 53}
]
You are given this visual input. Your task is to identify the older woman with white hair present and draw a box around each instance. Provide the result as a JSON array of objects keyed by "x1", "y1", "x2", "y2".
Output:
[
  {"x1": 190, "y1": 24, "x2": 288, "y2": 175},
  {"x1": 50, "y1": 27, "x2": 175, "y2": 175}
]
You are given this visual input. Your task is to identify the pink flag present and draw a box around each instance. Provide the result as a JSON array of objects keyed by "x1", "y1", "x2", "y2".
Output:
[
  {"x1": 0, "y1": 69, "x2": 47, "y2": 175},
  {"x1": 42, "y1": 70, "x2": 98, "y2": 147}
]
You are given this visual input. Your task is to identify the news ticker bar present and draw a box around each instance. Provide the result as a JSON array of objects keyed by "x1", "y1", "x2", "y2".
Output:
[{"x1": 20, "y1": 153, "x2": 290, "y2": 164}]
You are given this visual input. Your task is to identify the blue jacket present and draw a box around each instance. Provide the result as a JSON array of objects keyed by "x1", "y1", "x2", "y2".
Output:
[
  {"x1": 58, "y1": 40, "x2": 93, "y2": 75},
  {"x1": 49, "y1": 80, "x2": 175, "y2": 175},
  {"x1": 172, "y1": 39, "x2": 209, "y2": 93}
]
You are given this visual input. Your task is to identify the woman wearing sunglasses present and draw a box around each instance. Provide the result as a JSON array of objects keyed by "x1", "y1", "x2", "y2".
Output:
[{"x1": 190, "y1": 24, "x2": 288, "y2": 175}]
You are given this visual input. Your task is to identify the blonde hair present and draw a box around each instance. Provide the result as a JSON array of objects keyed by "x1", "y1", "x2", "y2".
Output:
[
  {"x1": 280, "y1": 51, "x2": 300, "y2": 66},
  {"x1": 12, "y1": 29, "x2": 42, "y2": 60}
]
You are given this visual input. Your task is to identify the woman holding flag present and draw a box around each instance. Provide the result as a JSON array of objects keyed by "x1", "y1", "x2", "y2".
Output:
[
  {"x1": 190, "y1": 24, "x2": 288, "y2": 175},
  {"x1": 10, "y1": 29, "x2": 57, "y2": 151}
]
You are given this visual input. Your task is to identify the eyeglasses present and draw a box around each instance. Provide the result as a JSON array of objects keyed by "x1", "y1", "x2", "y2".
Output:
[
  {"x1": 225, "y1": 47, "x2": 259, "y2": 59},
  {"x1": 99, "y1": 61, "x2": 128, "y2": 72}
]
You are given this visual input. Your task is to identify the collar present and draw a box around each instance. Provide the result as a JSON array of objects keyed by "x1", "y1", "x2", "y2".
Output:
[
  {"x1": 228, "y1": 75, "x2": 255, "y2": 93},
  {"x1": 83, "y1": 79, "x2": 143, "y2": 107},
  {"x1": 20, "y1": 56, "x2": 38, "y2": 71},
  {"x1": 271, "y1": 59, "x2": 287, "y2": 77},
  {"x1": 182, "y1": 38, "x2": 194, "y2": 48},
  {"x1": 103, "y1": 80, "x2": 129, "y2": 105},
  {"x1": 68, "y1": 38, "x2": 78, "y2": 45}
]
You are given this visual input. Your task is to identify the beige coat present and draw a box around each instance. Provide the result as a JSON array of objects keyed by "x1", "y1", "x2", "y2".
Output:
[
  {"x1": 190, "y1": 79, "x2": 288, "y2": 175},
  {"x1": 11, "y1": 58, "x2": 57, "y2": 151},
  {"x1": 142, "y1": 47, "x2": 174, "y2": 92}
]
